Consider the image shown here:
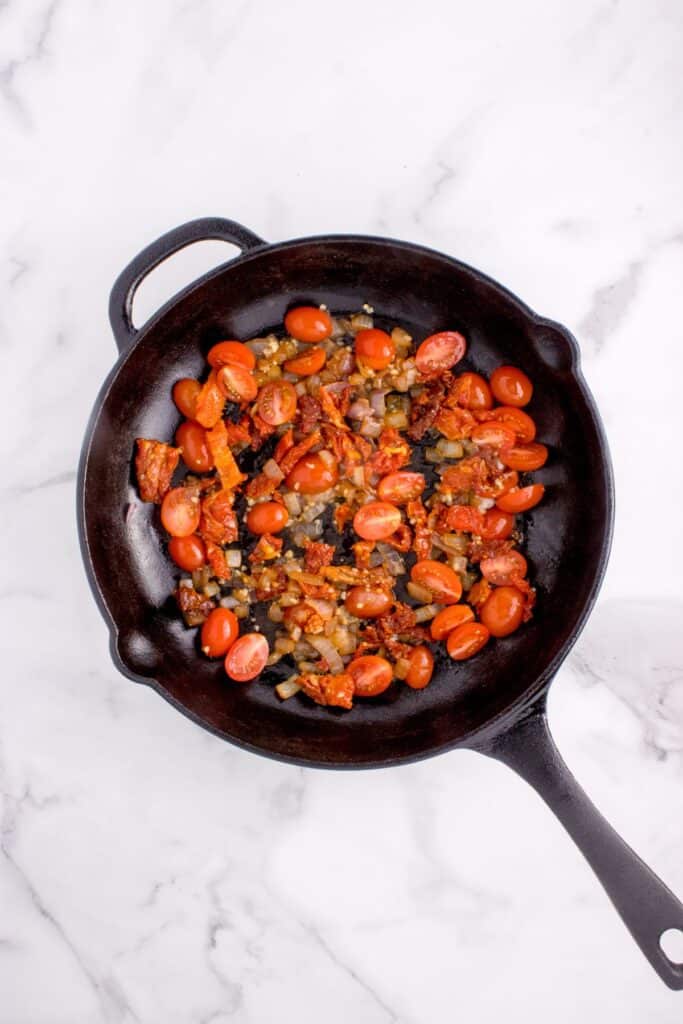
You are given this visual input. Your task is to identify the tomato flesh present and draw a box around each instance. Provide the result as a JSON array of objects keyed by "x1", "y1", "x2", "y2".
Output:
[
  {"x1": 415, "y1": 331, "x2": 466, "y2": 374},
  {"x1": 285, "y1": 306, "x2": 333, "y2": 343},
  {"x1": 479, "y1": 586, "x2": 525, "y2": 637},
  {"x1": 208, "y1": 341, "x2": 256, "y2": 370},
  {"x1": 161, "y1": 486, "x2": 200, "y2": 537},
  {"x1": 405, "y1": 645, "x2": 434, "y2": 689},
  {"x1": 481, "y1": 509, "x2": 515, "y2": 541},
  {"x1": 345, "y1": 587, "x2": 393, "y2": 619},
  {"x1": 257, "y1": 381, "x2": 298, "y2": 426},
  {"x1": 172, "y1": 378, "x2": 201, "y2": 420},
  {"x1": 285, "y1": 451, "x2": 339, "y2": 494},
  {"x1": 471, "y1": 422, "x2": 516, "y2": 449},
  {"x1": 489, "y1": 406, "x2": 536, "y2": 443},
  {"x1": 354, "y1": 329, "x2": 395, "y2": 370},
  {"x1": 216, "y1": 362, "x2": 258, "y2": 403},
  {"x1": 349, "y1": 655, "x2": 393, "y2": 697},
  {"x1": 224, "y1": 633, "x2": 268, "y2": 681},
  {"x1": 446, "y1": 622, "x2": 490, "y2": 660},
  {"x1": 430, "y1": 604, "x2": 474, "y2": 641},
  {"x1": 451, "y1": 372, "x2": 493, "y2": 410},
  {"x1": 201, "y1": 607, "x2": 239, "y2": 658},
  {"x1": 496, "y1": 484, "x2": 545, "y2": 513},
  {"x1": 480, "y1": 551, "x2": 527, "y2": 585},
  {"x1": 353, "y1": 501, "x2": 402, "y2": 541},
  {"x1": 377, "y1": 471, "x2": 425, "y2": 504},
  {"x1": 168, "y1": 534, "x2": 205, "y2": 571},
  {"x1": 490, "y1": 366, "x2": 533, "y2": 407},
  {"x1": 246, "y1": 501, "x2": 289, "y2": 535},
  {"x1": 500, "y1": 443, "x2": 548, "y2": 472},
  {"x1": 176, "y1": 421, "x2": 214, "y2": 473},
  {"x1": 411, "y1": 559, "x2": 462, "y2": 604},
  {"x1": 283, "y1": 347, "x2": 327, "y2": 376}
]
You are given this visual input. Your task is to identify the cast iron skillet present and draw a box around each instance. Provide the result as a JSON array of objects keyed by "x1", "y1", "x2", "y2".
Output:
[{"x1": 78, "y1": 217, "x2": 683, "y2": 988}]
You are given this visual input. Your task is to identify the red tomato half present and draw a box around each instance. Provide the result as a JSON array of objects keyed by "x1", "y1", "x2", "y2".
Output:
[
  {"x1": 481, "y1": 509, "x2": 515, "y2": 540},
  {"x1": 283, "y1": 347, "x2": 327, "y2": 376},
  {"x1": 500, "y1": 443, "x2": 548, "y2": 472},
  {"x1": 471, "y1": 422, "x2": 516, "y2": 449},
  {"x1": 201, "y1": 608, "x2": 239, "y2": 658},
  {"x1": 161, "y1": 486, "x2": 200, "y2": 537},
  {"x1": 285, "y1": 451, "x2": 339, "y2": 494},
  {"x1": 377, "y1": 471, "x2": 426, "y2": 504},
  {"x1": 404, "y1": 645, "x2": 435, "y2": 689},
  {"x1": 168, "y1": 534, "x2": 205, "y2": 571},
  {"x1": 207, "y1": 341, "x2": 256, "y2": 370},
  {"x1": 354, "y1": 329, "x2": 396, "y2": 370},
  {"x1": 176, "y1": 421, "x2": 213, "y2": 473},
  {"x1": 246, "y1": 501, "x2": 289, "y2": 535},
  {"x1": 411, "y1": 560, "x2": 462, "y2": 604},
  {"x1": 450, "y1": 372, "x2": 493, "y2": 410},
  {"x1": 489, "y1": 406, "x2": 536, "y2": 443},
  {"x1": 353, "y1": 501, "x2": 402, "y2": 541},
  {"x1": 446, "y1": 622, "x2": 490, "y2": 660},
  {"x1": 172, "y1": 378, "x2": 201, "y2": 420},
  {"x1": 480, "y1": 551, "x2": 528, "y2": 585},
  {"x1": 430, "y1": 604, "x2": 474, "y2": 641},
  {"x1": 257, "y1": 381, "x2": 298, "y2": 426},
  {"x1": 349, "y1": 655, "x2": 393, "y2": 697},
  {"x1": 479, "y1": 586, "x2": 525, "y2": 637},
  {"x1": 415, "y1": 331, "x2": 466, "y2": 374},
  {"x1": 345, "y1": 587, "x2": 393, "y2": 618},
  {"x1": 216, "y1": 363, "x2": 258, "y2": 402},
  {"x1": 285, "y1": 306, "x2": 333, "y2": 343},
  {"x1": 490, "y1": 366, "x2": 533, "y2": 407},
  {"x1": 224, "y1": 633, "x2": 269, "y2": 681},
  {"x1": 496, "y1": 484, "x2": 545, "y2": 513}
]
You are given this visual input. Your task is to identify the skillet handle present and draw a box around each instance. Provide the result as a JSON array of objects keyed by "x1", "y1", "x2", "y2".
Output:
[
  {"x1": 109, "y1": 217, "x2": 266, "y2": 353},
  {"x1": 475, "y1": 699, "x2": 683, "y2": 989}
]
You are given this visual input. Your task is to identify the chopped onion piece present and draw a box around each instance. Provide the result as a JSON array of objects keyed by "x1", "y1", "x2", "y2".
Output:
[
  {"x1": 283, "y1": 492, "x2": 302, "y2": 518},
  {"x1": 305, "y1": 634, "x2": 344, "y2": 673},
  {"x1": 370, "y1": 391, "x2": 387, "y2": 417},
  {"x1": 225, "y1": 549, "x2": 242, "y2": 568},
  {"x1": 425, "y1": 447, "x2": 441, "y2": 463},
  {"x1": 394, "y1": 657, "x2": 411, "y2": 680},
  {"x1": 268, "y1": 604, "x2": 285, "y2": 623},
  {"x1": 407, "y1": 580, "x2": 434, "y2": 604},
  {"x1": 384, "y1": 410, "x2": 408, "y2": 429},
  {"x1": 219, "y1": 595, "x2": 239, "y2": 608},
  {"x1": 350, "y1": 313, "x2": 373, "y2": 332},
  {"x1": 348, "y1": 399, "x2": 372, "y2": 419},
  {"x1": 360, "y1": 418, "x2": 383, "y2": 438},
  {"x1": 263, "y1": 458, "x2": 285, "y2": 482},
  {"x1": 203, "y1": 582, "x2": 220, "y2": 598},
  {"x1": 275, "y1": 636, "x2": 296, "y2": 653},
  {"x1": 414, "y1": 603, "x2": 442, "y2": 623},
  {"x1": 436, "y1": 439, "x2": 464, "y2": 459},
  {"x1": 306, "y1": 598, "x2": 335, "y2": 620},
  {"x1": 276, "y1": 679, "x2": 302, "y2": 700}
]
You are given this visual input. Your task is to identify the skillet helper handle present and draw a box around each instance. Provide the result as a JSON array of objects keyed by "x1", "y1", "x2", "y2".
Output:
[
  {"x1": 478, "y1": 701, "x2": 683, "y2": 989},
  {"x1": 109, "y1": 217, "x2": 265, "y2": 353}
]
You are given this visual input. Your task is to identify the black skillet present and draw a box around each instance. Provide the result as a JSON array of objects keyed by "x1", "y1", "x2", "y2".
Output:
[{"x1": 78, "y1": 217, "x2": 683, "y2": 988}]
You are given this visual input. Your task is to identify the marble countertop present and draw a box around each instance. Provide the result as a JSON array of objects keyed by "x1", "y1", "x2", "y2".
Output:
[{"x1": 2, "y1": 0, "x2": 683, "y2": 1020}]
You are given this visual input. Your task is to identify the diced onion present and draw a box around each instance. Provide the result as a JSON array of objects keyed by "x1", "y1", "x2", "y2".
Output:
[
  {"x1": 436, "y1": 438, "x2": 464, "y2": 459},
  {"x1": 305, "y1": 634, "x2": 344, "y2": 673},
  {"x1": 348, "y1": 399, "x2": 372, "y2": 420},
  {"x1": 283, "y1": 492, "x2": 302, "y2": 517},
  {"x1": 425, "y1": 447, "x2": 441, "y2": 463},
  {"x1": 275, "y1": 636, "x2": 296, "y2": 653},
  {"x1": 226, "y1": 549, "x2": 242, "y2": 568},
  {"x1": 384, "y1": 410, "x2": 408, "y2": 429},
  {"x1": 203, "y1": 582, "x2": 220, "y2": 598},
  {"x1": 394, "y1": 657, "x2": 411, "y2": 680},
  {"x1": 306, "y1": 598, "x2": 335, "y2": 620},
  {"x1": 276, "y1": 679, "x2": 302, "y2": 700},
  {"x1": 295, "y1": 382, "x2": 308, "y2": 396},
  {"x1": 360, "y1": 418, "x2": 383, "y2": 438},
  {"x1": 407, "y1": 580, "x2": 434, "y2": 603},
  {"x1": 350, "y1": 313, "x2": 373, "y2": 332},
  {"x1": 268, "y1": 604, "x2": 285, "y2": 623},
  {"x1": 245, "y1": 339, "x2": 271, "y2": 355},
  {"x1": 370, "y1": 391, "x2": 387, "y2": 417},
  {"x1": 219, "y1": 595, "x2": 239, "y2": 608},
  {"x1": 414, "y1": 603, "x2": 442, "y2": 623},
  {"x1": 263, "y1": 459, "x2": 285, "y2": 482}
]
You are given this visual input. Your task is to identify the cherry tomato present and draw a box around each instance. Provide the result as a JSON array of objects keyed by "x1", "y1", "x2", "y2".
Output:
[
  {"x1": 500, "y1": 443, "x2": 548, "y2": 472},
  {"x1": 353, "y1": 501, "x2": 402, "y2": 541},
  {"x1": 490, "y1": 366, "x2": 533, "y2": 407},
  {"x1": 495, "y1": 470, "x2": 520, "y2": 497},
  {"x1": 257, "y1": 381, "x2": 298, "y2": 426},
  {"x1": 246, "y1": 501, "x2": 289, "y2": 535},
  {"x1": 285, "y1": 451, "x2": 339, "y2": 494},
  {"x1": 480, "y1": 550, "x2": 528, "y2": 585},
  {"x1": 349, "y1": 655, "x2": 393, "y2": 697},
  {"x1": 173, "y1": 378, "x2": 201, "y2": 420},
  {"x1": 207, "y1": 341, "x2": 256, "y2": 370},
  {"x1": 489, "y1": 406, "x2": 536, "y2": 443},
  {"x1": 415, "y1": 331, "x2": 467, "y2": 374},
  {"x1": 481, "y1": 509, "x2": 515, "y2": 540},
  {"x1": 405, "y1": 645, "x2": 434, "y2": 689},
  {"x1": 430, "y1": 604, "x2": 474, "y2": 641},
  {"x1": 175, "y1": 420, "x2": 214, "y2": 473},
  {"x1": 283, "y1": 346, "x2": 327, "y2": 376},
  {"x1": 344, "y1": 587, "x2": 393, "y2": 619},
  {"x1": 354, "y1": 328, "x2": 396, "y2": 370},
  {"x1": 377, "y1": 471, "x2": 426, "y2": 505},
  {"x1": 224, "y1": 632, "x2": 269, "y2": 681},
  {"x1": 451, "y1": 372, "x2": 493, "y2": 410},
  {"x1": 496, "y1": 483, "x2": 545, "y2": 513},
  {"x1": 201, "y1": 607, "x2": 239, "y2": 658},
  {"x1": 471, "y1": 422, "x2": 516, "y2": 449},
  {"x1": 161, "y1": 486, "x2": 200, "y2": 537},
  {"x1": 479, "y1": 585, "x2": 525, "y2": 637},
  {"x1": 216, "y1": 362, "x2": 258, "y2": 402},
  {"x1": 446, "y1": 622, "x2": 490, "y2": 660},
  {"x1": 168, "y1": 534, "x2": 206, "y2": 571},
  {"x1": 285, "y1": 306, "x2": 333, "y2": 343},
  {"x1": 411, "y1": 560, "x2": 462, "y2": 604}
]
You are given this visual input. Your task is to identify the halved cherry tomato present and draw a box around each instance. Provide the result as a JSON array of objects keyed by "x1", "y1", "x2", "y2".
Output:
[
  {"x1": 480, "y1": 551, "x2": 528, "y2": 585},
  {"x1": 496, "y1": 483, "x2": 545, "y2": 513},
  {"x1": 447, "y1": 622, "x2": 490, "y2": 660},
  {"x1": 285, "y1": 306, "x2": 333, "y2": 343},
  {"x1": 411, "y1": 560, "x2": 462, "y2": 604},
  {"x1": 285, "y1": 451, "x2": 338, "y2": 494},
  {"x1": 176, "y1": 421, "x2": 214, "y2": 473},
  {"x1": 216, "y1": 362, "x2": 258, "y2": 402},
  {"x1": 207, "y1": 341, "x2": 256, "y2": 370},
  {"x1": 161, "y1": 486, "x2": 200, "y2": 537},
  {"x1": 377, "y1": 471, "x2": 426, "y2": 504},
  {"x1": 354, "y1": 329, "x2": 395, "y2": 370},
  {"x1": 201, "y1": 607, "x2": 239, "y2": 658},
  {"x1": 224, "y1": 632, "x2": 268, "y2": 681},
  {"x1": 345, "y1": 587, "x2": 393, "y2": 619},
  {"x1": 257, "y1": 381, "x2": 298, "y2": 426},
  {"x1": 490, "y1": 366, "x2": 533, "y2": 407},
  {"x1": 494, "y1": 470, "x2": 520, "y2": 497},
  {"x1": 471, "y1": 422, "x2": 516, "y2": 449},
  {"x1": 283, "y1": 346, "x2": 327, "y2": 376},
  {"x1": 450, "y1": 372, "x2": 493, "y2": 410},
  {"x1": 349, "y1": 655, "x2": 393, "y2": 697},
  {"x1": 415, "y1": 331, "x2": 466, "y2": 374},
  {"x1": 489, "y1": 406, "x2": 536, "y2": 443},
  {"x1": 173, "y1": 378, "x2": 201, "y2": 420},
  {"x1": 353, "y1": 501, "x2": 402, "y2": 541},
  {"x1": 500, "y1": 443, "x2": 548, "y2": 472},
  {"x1": 405, "y1": 645, "x2": 434, "y2": 689},
  {"x1": 168, "y1": 534, "x2": 206, "y2": 571},
  {"x1": 479, "y1": 585, "x2": 525, "y2": 637},
  {"x1": 246, "y1": 501, "x2": 289, "y2": 535},
  {"x1": 430, "y1": 604, "x2": 474, "y2": 641},
  {"x1": 481, "y1": 509, "x2": 515, "y2": 540}
]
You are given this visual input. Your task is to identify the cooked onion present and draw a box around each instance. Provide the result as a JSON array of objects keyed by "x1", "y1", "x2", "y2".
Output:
[
  {"x1": 276, "y1": 678, "x2": 302, "y2": 700},
  {"x1": 350, "y1": 313, "x2": 373, "y2": 332},
  {"x1": 394, "y1": 657, "x2": 411, "y2": 680},
  {"x1": 360, "y1": 418, "x2": 383, "y2": 438},
  {"x1": 305, "y1": 634, "x2": 344, "y2": 673},
  {"x1": 348, "y1": 399, "x2": 372, "y2": 419},
  {"x1": 225, "y1": 549, "x2": 242, "y2": 568},
  {"x1": 283, "y1": 492, "x2": 302, "y2": 517},
  {"x1": 414, "y1": 603, "x2": 442, "y2": 623},
  {"x1": 370, "y1": 391, "x2": 387, "y2": 417},
  {"x1": 219, "y1": 595, "x2": 239, "y2": 608},
  {"x1": 384, "y1": 410, "x2": 408, "y2": 429},
  {"x1": 436, "y1": 438, "x2": 464, "y2": 459},
  {"x1": 407, "y1": 580, "x2": 434, "y2": 603},
  {"x1": 306, "y1": 598, "x2": 335, "y2": 620},
  {"x1": 263, "y1": 458, "x2": 285, "y2": 482}
]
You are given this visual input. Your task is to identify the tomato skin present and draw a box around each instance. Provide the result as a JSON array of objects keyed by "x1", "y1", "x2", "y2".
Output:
[
  {"x1": 480, "y1": 585, "x2": 525, "y2": 637},
  {"x1": 216, "y1": 362, "x2": 258, "y2": 402},
  {"x1": 349, "y1": 655, "x2": 393, "y2": 697},
  {"x1": 377, "y1": 471, "x2": 426, "y2": 504},
  {"x1": 257, "y1": 381, "x2": 298, "y2": 426},
  {"x1": 168, "y1": 534, "x2": 206, "y2": 571},
  {"x1": 285, "y1": 306, "x2": 333, "y2": 343},
  {"x1": 283, "y1": 346, "x2": 327, "y2": 376},
  {"x1": 285, "y1": 451, "x2": 339, "y2": 494},
  {"x1": 480, "y1": 550, "x2": 528, "y2": 585},
  {"x1": 481, "y1": 509, "x2": 515, "y2": 540},
  {"x1": 411, "y1": 560, "x2": 463, "y2": 604},
  {"x1": 246, "y1": 501, "x2": 289, "y2": 535},
  {"x1": 495, "y1": 470, "x2": 520, "y2": 497},
  {"x1": 201, "y1": 607, "x2": 239, "y2": 658},
  {"x1": 354, "y1": 329, "x2": 396, "y2": 370},
  {"x1": 415, "y1": 331, "x2": 467, "y2": 374},
  {"x1": 405, "y1": 645, "x2": 434, "y2": 689},
  {"x1": 496, "y1": 484, "x2": 545, "y2": 513},
  {"x1": 161, "y1": 486, "x2": 201, "y2": 537},
  {"x1": 500, "y1": 443, "x2": 548, "y2": 472},
  {"x1": 173, "y1": 378, "x2": 201, "y2": 420},
  {"x1": 345, "y1": 587, "x2": 393, "y2": 619},
  {"x1": 489, "y1": 406, "x2": 536, "y2": 443},
  {"x1": 471, "y1": 422, "x2": 516, "y2": 449},
  {"x1": 430, "y1": 604, "x2": 474, "y2": 641},
  {"x1": 176, "y1": 420, "x2": 214, "y2": 472},
  {"x1": 451, "y1": 372, "x2": 493, "y2": 410},
  {"x1": 353, "y1": 501, "x2": 402, "y2": 541},
  {"x1": 490, "y1": 366, "x2": 533, "y2": 407},
  {"x1": 224, "y1": 632, "x2": 269, "y2": 681},
  {"x1": 446, "y1": 622, "x2": 490, "y2": 660},
  {"x1": 207, "y1": 341, "x2": 256, "y2": 370}
]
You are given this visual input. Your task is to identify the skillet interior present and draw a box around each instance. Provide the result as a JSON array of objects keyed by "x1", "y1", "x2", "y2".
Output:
[{"x1": 80, "y1": 237, "x2": 613, "y2": 766}]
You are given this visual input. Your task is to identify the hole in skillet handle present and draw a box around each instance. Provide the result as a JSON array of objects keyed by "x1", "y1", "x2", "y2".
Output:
[
  {"x1": 661, "y1": 928, "x2": 683, "y2": 967},
  {"x1": 108, "y1": 217, "x2": 266, "y2": 355}
]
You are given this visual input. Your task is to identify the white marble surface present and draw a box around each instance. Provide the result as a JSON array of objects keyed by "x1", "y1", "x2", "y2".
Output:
[{"x1": 2, "y1": 0, "x2": 683, "y2": 1020}]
